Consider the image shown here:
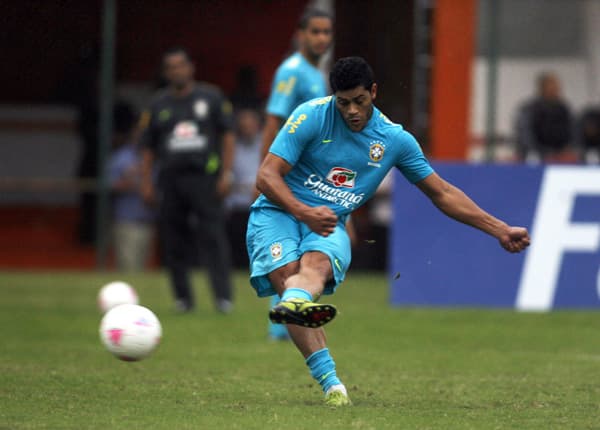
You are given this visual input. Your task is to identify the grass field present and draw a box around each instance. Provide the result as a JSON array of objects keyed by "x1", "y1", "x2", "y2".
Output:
[{"x1": 1, "y1": 270, "x2": 600, "y2": 429}]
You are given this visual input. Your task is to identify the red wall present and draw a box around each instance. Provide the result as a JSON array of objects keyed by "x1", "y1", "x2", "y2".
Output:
[{"x1": 3, "y1": 0, "x2": 308, "y2": 102}]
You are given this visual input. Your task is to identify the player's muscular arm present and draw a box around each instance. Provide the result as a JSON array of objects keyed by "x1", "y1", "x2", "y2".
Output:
[
  {"x1": 253, "y1": 115, "x2": 284, "y2": 199},
  {"x1": 256, "y1": 153, "x2": 337, "y2": 236},
  {"x1": 416, "y1": 173, "x2": 530, "y2": 253}
]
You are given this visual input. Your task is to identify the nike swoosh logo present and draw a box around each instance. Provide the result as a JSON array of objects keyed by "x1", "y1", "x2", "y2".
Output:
[
  {"x1": 322, "y1": 139, "x2": 333, "y2": 143},
  {"x1": 320, "y1": 371, "x2": 333, "y2": 381},
  {"x1": 334, "y1": 259, "x2": 342, "y2": 272}
]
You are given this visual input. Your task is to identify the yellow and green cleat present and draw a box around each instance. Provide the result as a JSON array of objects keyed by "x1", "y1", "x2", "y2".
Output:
[
  {"x1": 269, "y1": 298, "x2": 337, "y2": 327},
  {"x1": 324, "y1": 389, "x2": 352, "y2": 407}
]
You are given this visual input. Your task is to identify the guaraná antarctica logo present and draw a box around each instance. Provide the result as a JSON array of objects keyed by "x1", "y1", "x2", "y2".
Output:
[{"x1": 304, "y1": 168, "x2": 365, "y2": 210}]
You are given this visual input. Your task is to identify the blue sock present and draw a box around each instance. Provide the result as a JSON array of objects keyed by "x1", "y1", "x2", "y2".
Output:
[
  {"x1": 306, "y1": 348, "x2": 341, "y2": 393},
  {"x1": 281, "y1": 287, "x2": 312, "y2": 302},
  {"x1": 268, "y1": 295, "x2": 289, "y2": 339}
]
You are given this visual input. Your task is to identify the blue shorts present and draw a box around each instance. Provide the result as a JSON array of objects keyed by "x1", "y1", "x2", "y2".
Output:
[{"x1": 246, "y1": 207, "x2": 351, "y2": 298}]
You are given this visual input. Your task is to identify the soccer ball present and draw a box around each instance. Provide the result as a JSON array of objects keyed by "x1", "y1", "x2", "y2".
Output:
[
  {"x1": 99, "y1": 304, "x2": 162, "y2": 361},
  {"x1": 97, "y1": 281, "x2": 138, "y2": 313}
]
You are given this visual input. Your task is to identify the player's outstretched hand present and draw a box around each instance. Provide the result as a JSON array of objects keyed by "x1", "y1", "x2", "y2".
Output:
[
  {"x1": 499, "y1": 226, "x2": 530, "y2": 253},
  {"x1": 301, "y1": 206, "x2": 338, "y2": 237}
]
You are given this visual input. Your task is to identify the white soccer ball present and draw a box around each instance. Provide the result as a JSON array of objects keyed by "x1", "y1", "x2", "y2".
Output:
[
  {"x1": 97, "y1": 281, "x2": 138, "y2": 313},
  {"x1": 99, "y1": 304, "x2": 162, "y2": 361}
]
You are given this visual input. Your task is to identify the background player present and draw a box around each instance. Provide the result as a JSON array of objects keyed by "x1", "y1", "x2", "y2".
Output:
[
  {"x1": 261, "y1": 8, "x2": 333, "y2": 160},
  {"x1": 140, "y1": 47, "x2": 235, "y2": 314},
  {"x1": 248, "y1": 57, "x2": 530, "y2": 406},
  {"x1": 261, "y1": 8, "x2": 334, "y2": 340}
]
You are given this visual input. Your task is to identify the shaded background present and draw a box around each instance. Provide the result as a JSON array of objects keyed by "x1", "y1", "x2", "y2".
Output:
[{"x1": 0, "y1": 0, "x2": 598, "y2": 269}]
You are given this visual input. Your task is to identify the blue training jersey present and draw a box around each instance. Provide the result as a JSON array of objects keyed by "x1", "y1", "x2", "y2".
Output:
[
  {"x1": 266, "y1": 52, "x2": 327, "y2": 119},
  {"x1": 253, "y1": 96, "x2": 434, "y2": 218}
]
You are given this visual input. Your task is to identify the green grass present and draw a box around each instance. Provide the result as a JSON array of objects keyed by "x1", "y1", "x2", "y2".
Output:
[{"x1": 1, "y1": 270, "x2": 600, "y2": 429}]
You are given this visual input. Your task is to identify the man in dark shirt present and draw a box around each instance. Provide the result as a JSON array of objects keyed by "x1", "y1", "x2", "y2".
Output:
[
  {"x1": 140, "y1": 47, "x2": 235, "y2": 313},
  {"x1": 515, "y1": 72, "x2": 574, "y2": 162}
]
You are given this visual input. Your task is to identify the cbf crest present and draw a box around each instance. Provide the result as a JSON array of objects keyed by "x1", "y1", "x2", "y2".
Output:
[
  {"x1": 270, "y1": 242, "x2": 283, "y2": 261},
  {"x1": 368, "y1": 141, "x2": 385, "y2": 167},
  {"x1": 194, "y1": 99, "x2": 209, "y2": 119}
]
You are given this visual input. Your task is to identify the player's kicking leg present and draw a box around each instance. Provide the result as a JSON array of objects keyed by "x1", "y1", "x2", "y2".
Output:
[
  {"x1": 269, "y1": 253, "x2": 337, "y2": 327},
  {"x1": 267, "y1": 252, "x2": 351, "y2": 406}
]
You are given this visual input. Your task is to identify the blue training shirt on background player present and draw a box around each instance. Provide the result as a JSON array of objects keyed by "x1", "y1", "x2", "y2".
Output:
[{"x1": 266, "y1": 52, "x2": 327, "y2": 120}]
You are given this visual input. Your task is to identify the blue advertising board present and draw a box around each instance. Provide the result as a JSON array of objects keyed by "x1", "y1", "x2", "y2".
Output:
[{"x1": 390, "y1": 164, "x2": 600, "y2": 310}]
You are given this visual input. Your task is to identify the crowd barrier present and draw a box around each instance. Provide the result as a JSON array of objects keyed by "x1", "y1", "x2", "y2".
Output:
[{"x1": 390, "y1": 164, "x2": 600, "y2": 310}]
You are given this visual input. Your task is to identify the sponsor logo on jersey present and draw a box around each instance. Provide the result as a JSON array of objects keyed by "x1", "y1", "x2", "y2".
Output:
[
  {"x1": 309, "y1": 96, "x2": 332, "y2": 106},
  {"x1": 334, "y1": 258, "x2": 343, "y2": 272},
  {"x1": 326, "y1": 167, "x2": 357, "y2": 188},
  {"x1": 168, "y1": 121, "x2": 207, "y2": 151},
  {"x1": 276, "y1": 76, "x2": 297, "y2": 96},
  {"x1": 304, "y1": 173, "x2": 365, "y2": 210},
  {"x1": 286, "y1": 113, "x2": 307, "y2": 134},
  {"x1": 270, "y1": 242, "x2": 283, "y2": 261}
]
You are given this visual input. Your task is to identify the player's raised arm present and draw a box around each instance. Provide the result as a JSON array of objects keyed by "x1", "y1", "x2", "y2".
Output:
[
  {"x1": 415, "y1": 172, "x2": 530, "y2": 253},
  {"x1": 256, "y1": 154, "x2": 337, "y2": 236}
]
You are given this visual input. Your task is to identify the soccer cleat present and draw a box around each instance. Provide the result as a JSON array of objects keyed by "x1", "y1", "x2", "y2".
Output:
[
  {"x1": 325, "y1": 388, "x2": 352, "y2": 407},
  {"x1": 174, "y1": 299, "x2": 194, "y2": 313},
  {"x1": 269, "y1": 298, "x2": 337, "y2": 327},
  {"x1": 216, "y1": 299, "x2": 233, "y2": 314}
]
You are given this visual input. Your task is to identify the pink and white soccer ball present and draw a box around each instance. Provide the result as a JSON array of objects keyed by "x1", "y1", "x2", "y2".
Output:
[
  {"x1": 97, "y1": 281, "x2": 138, "y2": 313},
  {"x1": 99, "y1": 304, "x2": 162, "y2": 361}
]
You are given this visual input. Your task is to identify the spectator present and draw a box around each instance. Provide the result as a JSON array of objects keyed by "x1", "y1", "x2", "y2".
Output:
[
  {"x1": 225, "y1": 109, "x2": 263, "y2": 268},
  {"x1": 515, "y1": 72, "x2": 576, "y2": 163},
  {"x1": 107, "y1": 101, "x2": 156, "y2": 272}
]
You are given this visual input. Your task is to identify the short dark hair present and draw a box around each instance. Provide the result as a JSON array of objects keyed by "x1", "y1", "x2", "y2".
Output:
[
  {"x1": 298, "y1": 8, "x2": 333, "y2": 29},
  {"x1": 162, "y1": 47, "x2": 192, "y2": 65},
  {"x1": 329, "y1": 57, "x2": 374, "y2": 92}
]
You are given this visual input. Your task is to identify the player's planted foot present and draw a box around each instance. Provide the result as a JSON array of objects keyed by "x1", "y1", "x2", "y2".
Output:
[
  {"x1": 269, "y1": 298, "x2": 337, "y2": 327},
  {"x1": 325, "y1": 386, "x2": 351, "y2": 407}
]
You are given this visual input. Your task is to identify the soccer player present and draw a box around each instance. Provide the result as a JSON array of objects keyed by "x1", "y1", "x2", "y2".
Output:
[
  {"x1": 262, "y1": 8, "x2": 334, "y2": 340},
  {"x1": 247, "y1": 57, "x2": 530, "y2": 406}
]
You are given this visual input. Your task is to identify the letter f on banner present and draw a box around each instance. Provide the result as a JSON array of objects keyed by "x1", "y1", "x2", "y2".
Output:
[{"x1": 517, "y1": 167, "x2": 600, "y2": 311}]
